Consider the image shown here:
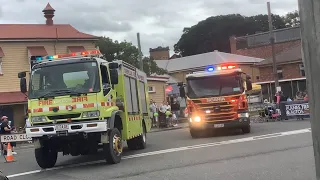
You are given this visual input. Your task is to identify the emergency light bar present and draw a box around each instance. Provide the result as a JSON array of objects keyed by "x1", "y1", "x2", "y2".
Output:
[
  {"x1": 35, "y1": 50, "x2": 101, "y2": 61},
  {"x1": 205, "y1": 64, "x2": 237, "y2": 72}
]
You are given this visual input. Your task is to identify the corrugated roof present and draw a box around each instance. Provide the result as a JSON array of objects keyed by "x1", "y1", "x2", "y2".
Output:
[
  {"x1": 256, "y1": 44, "x2": 302, "y2": 66},
  {"x1": 0, "y1": 24, "x2": 98, "y2": 40},
  {"x1": 156, "y1": 51, "x2": 264, "y2": 72}
]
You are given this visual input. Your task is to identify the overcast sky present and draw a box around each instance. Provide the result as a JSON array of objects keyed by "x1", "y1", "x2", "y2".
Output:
[{"x1": 0, "y1": 0, "x2": 298, "y2": 56}]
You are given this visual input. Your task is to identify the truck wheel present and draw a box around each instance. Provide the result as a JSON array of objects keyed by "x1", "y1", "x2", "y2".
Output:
[
  {"x1": 103, "y1": 128, "x2": 122, "y2": 164},
  {"x1": 35, "y1": 147, "x2": 58, "y2": 169},
  {"x1": 242, "y1": 125, "x2": 251, "y2": 134},
  {"x1": 190, "y1": 128, "x2": 202, "y2": 138},
  {"x1": 127, "y1": 123, "x2": 147, "y2": 150}
]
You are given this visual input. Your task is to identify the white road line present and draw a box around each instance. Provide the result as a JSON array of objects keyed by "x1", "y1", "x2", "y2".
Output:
[{"x1": 7, "y1": 128, "x2": 311, "y2": 178}]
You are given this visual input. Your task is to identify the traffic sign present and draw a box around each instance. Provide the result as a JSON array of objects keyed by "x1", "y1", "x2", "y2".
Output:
[{"x1": 0, "y1": 134, "x2": 32, "y2": 143}]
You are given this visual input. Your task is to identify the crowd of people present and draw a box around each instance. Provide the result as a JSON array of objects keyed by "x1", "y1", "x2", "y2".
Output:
[{"x1": 149, "y1": 97, "x2": 186, "y2": 128}]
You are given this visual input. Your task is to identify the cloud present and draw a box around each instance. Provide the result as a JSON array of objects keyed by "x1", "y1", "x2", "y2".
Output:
[{"x1": 0, "y1": 0, "x2": 298, "y2": 55}]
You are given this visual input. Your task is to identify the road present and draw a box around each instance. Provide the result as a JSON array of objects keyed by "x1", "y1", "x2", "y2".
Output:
[{"x1": 1, "y1": 120, "x2": 316, "y2": 180}]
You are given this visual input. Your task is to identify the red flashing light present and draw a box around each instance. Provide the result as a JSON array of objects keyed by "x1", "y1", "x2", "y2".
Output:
[
  {"x1": 217, "y1": 64, "x2": 237, "y2": 70},
  {"x1": 81, "y1": 51, "x2": 89, "y2": 55}
]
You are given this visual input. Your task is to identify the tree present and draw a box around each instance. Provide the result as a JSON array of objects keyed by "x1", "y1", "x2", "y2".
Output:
[
  {"x1": 283, "y1": 10, "x2": 300, "y2": 27},
  {"x1": 96, "y1": 37, "x2": 166, "y2": 76},
  {"x1": 174, "y1": 14, "x2": 286, "y2": 56}
]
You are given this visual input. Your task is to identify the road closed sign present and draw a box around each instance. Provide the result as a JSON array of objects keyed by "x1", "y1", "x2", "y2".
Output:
[{"x1": 0, "y1": 133, "x2": 32, "y2": 143}]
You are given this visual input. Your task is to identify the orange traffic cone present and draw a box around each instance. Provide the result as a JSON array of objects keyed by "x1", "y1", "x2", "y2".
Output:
[{"x1": 6, "y1": 143, "x2": 14, "y2": 162}]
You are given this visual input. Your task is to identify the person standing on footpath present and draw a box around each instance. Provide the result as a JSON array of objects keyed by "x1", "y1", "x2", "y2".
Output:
[
  {"x1": 171, "y1": 98, "x2": 180, "y2": 126},
  {"x1": 0, "y1": 116, "x2": 17, "y2": 155}
]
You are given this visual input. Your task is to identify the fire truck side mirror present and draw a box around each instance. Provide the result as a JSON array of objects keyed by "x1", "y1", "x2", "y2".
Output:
[
  {"x1": 20, "y1": 78, "x2": 27, "y2": 93},
  {"x1": 179, "y1": 87, "x2": 186, "y2": 97},
  {"x1": 246, "y1": 80, "x2": 253, "y2": 91},
  {"x1": 110, "y1": 69, "x2": 119, "y2": 85},
  {"x1": 109, "y1": 62, "x2": 119, "y2": 69},
  {"x1": 18, "y1": 72, "x2": 27, "y2": 93},
  {"x1": 18, "y1": 72, "x2": 26, "y2": 78}
]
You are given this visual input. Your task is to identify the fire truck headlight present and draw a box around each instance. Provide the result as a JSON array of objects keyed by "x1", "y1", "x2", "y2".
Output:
[
  {"x1": 238, "y1": 113, "x2": 249, "y2": 118},
  {"x1": 82, "y1": 111, "x2": 100, "y2": 118},
  {"x1": 31, "y1": 116, "x2": 47, "y2": 123},
  {"x1": 194, "y1": 116, "x2": 201, "y2": 122}
]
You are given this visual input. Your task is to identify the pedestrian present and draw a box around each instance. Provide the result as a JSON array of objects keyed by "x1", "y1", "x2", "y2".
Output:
[
  {"x1": 149, "y1": 100, "x2": 157, "y2": 127},
  {"x1": 0, "y1": 116, "x2": 17, "y2": 154},
  {"x1": 171, "y1": 98, "x2": 180, "y2": 126}
]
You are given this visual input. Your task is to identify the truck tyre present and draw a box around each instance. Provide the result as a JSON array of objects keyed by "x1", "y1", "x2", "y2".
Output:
[
  {"x1": 190, "y1": 128, "x2": 202, "y2": 138},
  {"x1": 103, "y1": 128, "x2": 122, "y2": 164},
  {"x1": 242, "y1": 125, "x2": 251, "y2": 134},
  {"x1": 35, "y1": 147, "x2": 58, "y2": 169},
  {"x1": 127, "y1": 123, "x2": 147, "y2": 150}
]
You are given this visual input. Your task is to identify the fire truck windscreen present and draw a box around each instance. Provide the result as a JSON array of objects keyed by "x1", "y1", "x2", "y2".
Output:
[
  {"x1": 186, "y1": 74, "x2": 243, "y2": 99},
  {"x1": 29, "y1": 61, "x2": 101, "y2": 99}
]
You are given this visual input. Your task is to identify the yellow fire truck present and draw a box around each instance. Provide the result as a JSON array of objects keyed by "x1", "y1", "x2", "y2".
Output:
[
  {"x1": 18, "y1": 50, "x2": 151, "y2": 168},
  {"x1": 179, "y1": 64, "x2": 253, "y2": 138}
]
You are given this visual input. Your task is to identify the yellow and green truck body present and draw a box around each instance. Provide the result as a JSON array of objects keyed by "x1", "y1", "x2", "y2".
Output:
[{"x1": 18, "y1": 50, "x2": 151, "y2": 168}]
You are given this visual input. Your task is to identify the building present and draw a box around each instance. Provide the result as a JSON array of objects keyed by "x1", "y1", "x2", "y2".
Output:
[
  {"x1": 149, "y1": 46, "x2": 170, "y2": 60},
  {"x1": 0, "y1": 3, "x2": 99, "y2": 128},
  {"x1": 147, "y1": 75, "x2": 178, "y2": 104},
  {"x1": 230, "y1": 26, "x2": 305, "y2": 101},
  {"x1": 155, "y1": 50, "x2": 264, "y2": 84}
]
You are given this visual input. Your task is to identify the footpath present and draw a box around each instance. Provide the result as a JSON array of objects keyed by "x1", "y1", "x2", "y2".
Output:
[{"x1": 14, "y1": 119, "x2": 189, "y2": 150}]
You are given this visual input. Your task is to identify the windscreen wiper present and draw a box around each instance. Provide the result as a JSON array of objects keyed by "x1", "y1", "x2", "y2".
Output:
[{"x1": 37, "y1": 89, "x2": 72, "y2": 99}]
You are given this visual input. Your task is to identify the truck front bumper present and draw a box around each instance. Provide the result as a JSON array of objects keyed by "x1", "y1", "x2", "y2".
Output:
[
  {"x1": 189, "y1": 118, "x2": 250, "y2": 130},
  {"x1": 26, "y1": 120, "x2": 108, "y2": 138}
]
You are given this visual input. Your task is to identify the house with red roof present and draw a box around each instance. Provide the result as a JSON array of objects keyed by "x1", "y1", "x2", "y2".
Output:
[
  {"x1": 0, "y1": 3, "x2": 99, "y2": 128},
  {"x1": 230, "y1": 26, "x2": 305, "y2": 101}
]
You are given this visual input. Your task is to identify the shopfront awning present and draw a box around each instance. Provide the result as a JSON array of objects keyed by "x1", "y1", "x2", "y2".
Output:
[
  {"x1": 0, "y1": 91, "x2": 27, "y2": 105},
  {"x1": 68, "y1": 46, "x2": 86, "y2": 53},
  {"x1": 255, "y1": 77, "x2": 306, "y2": 85},
  {"x1": 27, "y1": 46, "x2": 48, "y2": 56}
]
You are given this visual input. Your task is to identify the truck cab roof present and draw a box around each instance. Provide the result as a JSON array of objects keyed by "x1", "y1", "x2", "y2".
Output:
[{"x1": 186, "y1": 68, "x2": 242, "y2": 79}]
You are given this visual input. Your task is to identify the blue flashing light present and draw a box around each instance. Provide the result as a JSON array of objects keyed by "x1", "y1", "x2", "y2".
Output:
[
  {"x1": 206, "y1": 66, "x2": 214, "y2": 72},
  {"x1": 46, "y1": 56, "x2": 54, "y2": 60},
  {"x1": 36, "y1": 57, "x2": 43, "y2": 61}
]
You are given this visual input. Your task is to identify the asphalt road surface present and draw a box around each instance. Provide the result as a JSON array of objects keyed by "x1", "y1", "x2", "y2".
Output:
[{"x1": 1, "y1": 120, "x2": 315, "y2": 180}]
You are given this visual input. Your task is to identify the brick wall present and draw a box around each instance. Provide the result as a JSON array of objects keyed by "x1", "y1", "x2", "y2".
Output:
[
  {"x1": 150, "y1": 50, "x2": 170, "y2": 60},
  {"x1": 258, "y1": 62, "x2": 304, "y2": 82},
  {"x1": 230, "y1": 39, "x2": 301, "y2": 59}
]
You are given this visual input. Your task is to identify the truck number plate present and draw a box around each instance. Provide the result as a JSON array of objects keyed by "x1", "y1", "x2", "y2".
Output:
[
  {"x1": 214, "y1": 124, "x2": 224, "y2": 128},
  {"x1": 55, "y1": 124, "x2": 69, "y2": 131}
]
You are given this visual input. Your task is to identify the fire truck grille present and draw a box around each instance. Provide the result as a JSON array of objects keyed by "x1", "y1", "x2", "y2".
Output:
[
  {"x1": 47, "y1": 113, "x2": 81, "y2": 120},
  {"x1": 192, "y1": 101, "x2": 237, "y2": 122}
]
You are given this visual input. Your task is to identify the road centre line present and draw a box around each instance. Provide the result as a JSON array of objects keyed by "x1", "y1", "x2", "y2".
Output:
[{"x1": 7, "y1": 128, "x2": 312, "y2": 178}]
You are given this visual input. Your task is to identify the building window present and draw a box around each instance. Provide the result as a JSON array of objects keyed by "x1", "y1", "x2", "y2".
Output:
[
  {"x1": 148, "y1": 86, "x2": 156, "y2": 93},
  {"x1": 277, "y1": 67, "x2": 283, "y2": 79},
  {"x1": 299, "y1": 64, "x2": 305, "y2": 76},
  {"x1": 0, "y1": 57, "x2": 2, "y2": 75}
]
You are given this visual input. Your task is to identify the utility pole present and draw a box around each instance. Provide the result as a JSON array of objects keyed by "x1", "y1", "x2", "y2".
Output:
[
  {"x1": 137, "y1": 33, "x2": 143, "y2": 71},
  {"x1": 299, "y1": 0, "x2": 320, "y2": 179},
  {"x1": 267, "y1": 2, "x2": 279, "y2": 92}
]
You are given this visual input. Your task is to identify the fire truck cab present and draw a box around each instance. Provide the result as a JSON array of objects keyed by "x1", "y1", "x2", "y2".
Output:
[{"x1": 179, "y1": 64, "x2": 253, "y2": 138}]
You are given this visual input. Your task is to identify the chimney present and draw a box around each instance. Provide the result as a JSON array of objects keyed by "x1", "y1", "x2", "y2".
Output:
[
  {"x1": 229, "y1": 35, "x2": 237, "y2": 53},
  {"x1": 42, "y1": 3, "x2": 55, "y2": 25}
]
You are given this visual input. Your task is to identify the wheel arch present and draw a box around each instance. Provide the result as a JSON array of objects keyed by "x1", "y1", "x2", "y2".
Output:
[{"x1": 109, "y1": 110, "x2": 123, "y2": 130}]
